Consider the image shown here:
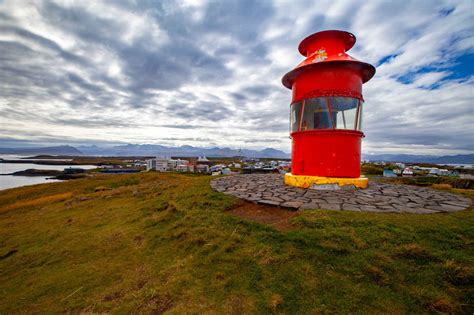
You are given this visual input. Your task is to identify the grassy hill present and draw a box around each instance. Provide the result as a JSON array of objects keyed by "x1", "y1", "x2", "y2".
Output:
[{"x1": 0, "y1": 173, "x2": 473, "y2": 313}]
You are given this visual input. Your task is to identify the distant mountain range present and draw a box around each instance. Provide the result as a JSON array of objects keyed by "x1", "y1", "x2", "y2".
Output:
[
  {"x1": 77, "y1": 144, "x2": 291, "y2": 159},
  {"x1": 0, "y1": 145, "x2": 82, "y2": 156},
  {"x1": 0, "y1": 144, "x2": 291, "y2": 159},
  {"x1": 1, "y1": 144, "x2": 473, "y2": 163},
  {"x1": 362, "y1": 154, "x2": 474, "y2": 164}
]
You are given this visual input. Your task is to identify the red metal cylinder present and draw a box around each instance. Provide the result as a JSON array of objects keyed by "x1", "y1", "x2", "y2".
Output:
[{"x1": 291, "y1": 130, "x2": 363, "y2": 177}]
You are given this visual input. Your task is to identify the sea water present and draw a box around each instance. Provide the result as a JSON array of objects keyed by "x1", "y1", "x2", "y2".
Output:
[{"x1": 0, "y1": 155, "x2": 96, "y2": 190}]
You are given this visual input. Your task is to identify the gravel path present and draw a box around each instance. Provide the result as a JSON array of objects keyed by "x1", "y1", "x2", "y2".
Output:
[{"x1": 210, "y1": 174, "x2": 472, "y2": 213}]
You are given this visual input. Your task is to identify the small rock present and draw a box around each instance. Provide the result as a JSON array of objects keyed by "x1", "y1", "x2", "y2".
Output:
[
  {"x1": 300, "y1": 202, "x2": 320, "y2": 210},
  {"x1": 341, "y1": 204, "x2": 361, "y2": 211},
  {"x1": 439, "y1": 203, "x2": 467, "y2": 212},
  {"x1": 319, "y1": 203, "x2": 341, "y2": 210},
  {"x1": 258, "y1": 199, "x2": 281, "y2": 206},
  {"x1": 281, "y1": 201, "x2": 303, "y2": 209}
]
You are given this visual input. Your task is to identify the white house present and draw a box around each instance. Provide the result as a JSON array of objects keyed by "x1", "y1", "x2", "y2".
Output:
[
  {"x1": 429, "y1": 169, "x2": 450, "y2": 176},
  {"x1": 196, "y1": 164, "x2": 210, "y2": 173},
  {"x1": 155, "y1": 158, "x2": 169, "y2": 172},
  {"x1": 176, "y1": 164, "x2": 189, "y2": 172},
  {"x1": 146, "y1": 159, "x2": 157, "y2": 171},
  {"x1": 168, "y1": 159, "x2": 188, "y2": 170},
  {"x1": 402, "y1": 167, "x2": 414, "y2": 176},
  {"x1": 146, "y1": 157, "x2": 170, "y2": 172}
]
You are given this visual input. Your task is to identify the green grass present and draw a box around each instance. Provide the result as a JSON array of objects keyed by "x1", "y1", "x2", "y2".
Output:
[{"x1": 0, "y1": 173, "x2": 473, "y2": 314}]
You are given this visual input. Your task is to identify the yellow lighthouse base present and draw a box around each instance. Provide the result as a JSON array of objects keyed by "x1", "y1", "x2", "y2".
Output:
[{"x1": 284, "y1": 173, "x2": 368, "y2": 189}]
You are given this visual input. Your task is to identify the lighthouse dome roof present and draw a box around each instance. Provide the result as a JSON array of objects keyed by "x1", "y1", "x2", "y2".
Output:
[{"x1": 282, "y1": 30, "x2": 375, "y2": 89}]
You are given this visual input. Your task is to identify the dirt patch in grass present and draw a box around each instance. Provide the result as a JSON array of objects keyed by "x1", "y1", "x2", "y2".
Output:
[{"x1": 227, "y1": 200, "x2": 299, "y2": 231}]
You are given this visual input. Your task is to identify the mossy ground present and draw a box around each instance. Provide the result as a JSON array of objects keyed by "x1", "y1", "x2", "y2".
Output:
[{"x1": 0, "y1": 172, "x2": 473, "y2": 314}]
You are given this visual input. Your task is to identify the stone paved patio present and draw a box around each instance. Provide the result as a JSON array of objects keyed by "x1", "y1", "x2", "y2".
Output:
[{"x1": 210, "y1": 174, "x2": 472, "y2": 213}]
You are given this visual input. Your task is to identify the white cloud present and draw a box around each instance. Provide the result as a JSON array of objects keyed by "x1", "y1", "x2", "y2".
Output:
[
  {"x1": 0, "y1": 0, "x2": 472, "y2": 155},
  {"x1": 412, "y1": 71, "x2": 450, "y2": 87}
]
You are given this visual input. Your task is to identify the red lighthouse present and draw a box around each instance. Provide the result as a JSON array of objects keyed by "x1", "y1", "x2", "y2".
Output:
[{"x1": 282, "y1": 30, "x2": 375, "y2": 189}]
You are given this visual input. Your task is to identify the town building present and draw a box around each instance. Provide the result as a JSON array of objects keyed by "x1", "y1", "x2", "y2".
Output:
[
  {"x1": 155, "y1": 158, "x2": 169, "y2": 172},
  {"x1": 146, "y1": 159, "x2": 157, "y2": 171},
  {"x1": 176, "y1": 164, "x2": 189, "y2": 172},
  {"x1": 146, "y1": 157, "x2": 170, "y2": 172},
  {"x1": 196, "y1": 164, "x2": 210, "y2": 173},
  {"x1": 429, "y1": 169, "x2": 450, "y2": 176},
  {"x1": 402, "y1": 168, "x2": 414, "y2": 176},
  {"x1": 210, "y1": 164, "x2": 225, "y2": 172},
  {"x1": 146, "y1": 157, "x2": 198, "y2": 173},
  {"x1": 168, "y1": 159, "x2": 188, "y2": 170}
]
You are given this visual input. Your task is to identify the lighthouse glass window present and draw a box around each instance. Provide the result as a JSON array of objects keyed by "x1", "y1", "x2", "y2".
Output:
[
  {"x1": 290, "y1": 101, "x2": 302, "y2": 133},
  {"x1": 300, "y1": 97, "x2": 332, "y2": 130},
  {"x1": 357, "y1": 101, "x2": 364, "y2": 130},
  {"x1": 329, "y1": 97, "x2": 359, "y2": 130}
]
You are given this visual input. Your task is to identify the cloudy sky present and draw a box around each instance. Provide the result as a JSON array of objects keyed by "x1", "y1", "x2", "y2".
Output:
[{"x1": 0, "y1": 0, "x2": 472, "y2": 155}]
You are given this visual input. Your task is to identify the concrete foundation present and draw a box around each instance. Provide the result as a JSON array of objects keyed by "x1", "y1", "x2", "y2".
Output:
[{"x1": 284, "y1": 173, "x2": 368, "y2": 189}]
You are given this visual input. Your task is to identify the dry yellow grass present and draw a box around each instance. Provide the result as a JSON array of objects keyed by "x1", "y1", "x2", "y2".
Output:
[{"x1": 0, "y1": 192, "x2": 73, "y2": 212}]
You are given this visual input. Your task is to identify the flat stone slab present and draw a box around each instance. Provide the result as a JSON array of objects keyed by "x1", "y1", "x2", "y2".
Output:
[{"x1": 211, "y1": 174, "x2": 472, "y2": 213}]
